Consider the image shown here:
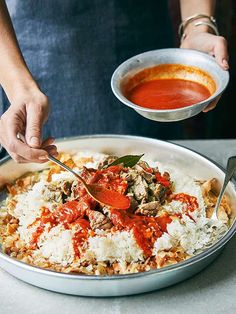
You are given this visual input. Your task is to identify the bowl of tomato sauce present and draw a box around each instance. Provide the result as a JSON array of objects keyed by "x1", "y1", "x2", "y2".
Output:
[{"x1": 111, "y1": 49, "x2": 229, "y2": 122}]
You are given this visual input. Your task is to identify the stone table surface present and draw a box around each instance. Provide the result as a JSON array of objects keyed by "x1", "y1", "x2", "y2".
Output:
[{"x1": 1, "y1": 139, "x2": 236, "y2": 314}]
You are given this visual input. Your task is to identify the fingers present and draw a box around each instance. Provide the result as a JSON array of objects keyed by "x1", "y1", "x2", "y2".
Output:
[
  {"x1": 8, "y1": 138, "x2": 49, "y2": 162},
  {"x1": 9, "y1": 145, "x2": 58, "y2": 163},
  {"x1": 25, "y1": 96, "x2": 50, "y2": 148},
  {"x1": 213, "y1": 36, "x2": 229, "y2": 70},
  {"x1": 5, "y1": 121, "x2": 48, "y2": 161},
  {"x1": 25, "y1": 105, "x2": 43, "y2": 148},
  {"x1": 203, "y1": 96, "x2": 221, "y2": 113},
  {"x1": 6, "y1": 136, "x2": 57, "y2": 163},
  {"x1": 0, "y1": 88, "x2": 53, "y2": 163},
  {"x1": 10, "y1": 153, "x2": 32, "y2": 164},
  {"x1": 44, "y1": 144, "x2": 58, "y2": 157},
  {"x1": 180, "y1": 32, "x2": 229, "y2": 71},
  {"x1": 41, "y1": 137, "x2": 55, "y2": 148},
  {"x1": 1, "y1": 113, "x2": 57, "y2": 163},
  {"x1": 41, "y1": 138, "x2": 58, "y2": 157}
]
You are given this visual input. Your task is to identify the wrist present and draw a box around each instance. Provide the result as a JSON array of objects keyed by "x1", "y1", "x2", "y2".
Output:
[
  {"x1": 179, "y1": 14, "x2": 219, "y2": 43},
  {"x1": 1, "y1": 70, "x2": 39, "y2": 104},
  {"x1": 184, "y1": 18, "x2": 210, "y2": 36}
]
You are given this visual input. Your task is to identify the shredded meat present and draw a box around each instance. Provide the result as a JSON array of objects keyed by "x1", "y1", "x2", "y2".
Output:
[
  {"x1": 62, "y1": 181, "x2": 72, "y2": 196},
  {"x1": 152, "y1": 184, "x2": 167, "y2": 204},
  {"x1": 135, "y1": 201, "x2": 161, "y2": 216},
  {"x1": 131, "y1": 175, "x2": 148, "y2": 201},
  {"x1": 134, "y1": 164, "x2": 154, "y2": 183},
  {"x1": 98, "y1": 155, "x2": 117, "y2": 169},
  {"x1": 86, "y1": 210, "x2": 112, "y2": 230},
  {"x1": 42, "y1": 186, "x2": 63, "y2": 203},
  {"x1": 127, "y1": 194, "x2": 139, "y2": 213},
  {"x1": 122, "y1": 162, "x2": 171, "y2": 206},
  {"x1": 69, "y1": 181, "x2": 80, "y2": 200},
  {"x1": 43, "y1": 180, "x2": 73, "y2": 203}
]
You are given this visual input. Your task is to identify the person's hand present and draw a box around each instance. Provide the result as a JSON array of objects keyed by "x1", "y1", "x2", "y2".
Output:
[
  {"x1": 0, "y1": 86, "x2": 58, "y2": 163},
  {"x1": 181, "y1": 32, "x2": 229, "y2": 70},
  {"x1": 181, "y1": 32, "x2": 229, "y2": 112}
]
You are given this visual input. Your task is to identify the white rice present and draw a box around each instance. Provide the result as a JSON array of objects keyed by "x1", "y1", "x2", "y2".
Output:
[
  {"x1": 73, "y1": 151, "x2": 107, "y2": 169},
  {"x1": 13, "y1": 181, "x2": 50, "y2": 243},
  {"x1": 34, "y1": 225, "x2": 74, "y2": 266},
  {"x1": 87, "y1": 230, "x2": 144, "y2": 263}
]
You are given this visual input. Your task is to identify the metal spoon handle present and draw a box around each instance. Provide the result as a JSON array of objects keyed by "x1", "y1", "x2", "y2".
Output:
[
  {"x1": 215, "y1": 156, "x2": 236, "y2": 216},
  {"x1": 16, "y1": 132, "x2": 87, "y2": 186},
  {"x1": 47, "y1": 155, "x2": 87, "y2": 186}
]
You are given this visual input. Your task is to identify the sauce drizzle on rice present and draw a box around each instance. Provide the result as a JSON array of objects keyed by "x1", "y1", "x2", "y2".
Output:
[
  {"x1": 172, "y1": 193, "x2": 199, "y2": 212},
  {"x1": 29, "y1": 165, "x2": 198, "y2": 258},
  {"x1": 28, "y1": 163, "x2": 175, "y2": 257},
  {"x1": 110, "y1": 209, "x2": 172, "y2": 257},
  {"x1": 72, "y1": 219, "x2": 90, "y2": 257}
]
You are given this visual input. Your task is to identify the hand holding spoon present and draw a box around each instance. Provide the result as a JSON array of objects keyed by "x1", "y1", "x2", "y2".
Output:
[{"x1": 17, "y1": 133, "x2": 130, "y2": 209}]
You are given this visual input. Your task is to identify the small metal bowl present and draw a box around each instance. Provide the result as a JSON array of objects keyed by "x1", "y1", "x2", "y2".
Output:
[{"x1": 111, "y1": 49, "x2": 229, "y2": 122}]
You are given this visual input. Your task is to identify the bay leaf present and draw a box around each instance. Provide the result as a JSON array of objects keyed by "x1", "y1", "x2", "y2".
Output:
[{"x1": 107, "y1": 154, "x2": 144, "y2": 168}]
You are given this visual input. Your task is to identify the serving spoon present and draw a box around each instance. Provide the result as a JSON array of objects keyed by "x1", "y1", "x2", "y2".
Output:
[
  {"x1": 16, "y1": 133, "x2": 130, "y2": 210},
  {"x1": 212, "y1": 156, "x2": 236, "y2": 220}
]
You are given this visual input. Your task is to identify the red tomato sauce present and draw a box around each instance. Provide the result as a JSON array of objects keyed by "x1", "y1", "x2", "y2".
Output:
[
  {"x1": 110, "y1": 209, "x2": 172, "y2": 257},
  {"x1": 29, "y1": 166, "x2": 129, "y2": 253},
  {"x1": 89, "y1": 165, "x2": 128, "y2": 194},
  {"x1": 127, "y1": 78, "x2": 211, "y2": 110},
  {"x1": 30, "y1": 225, "x2": 45, "y2": 249},
  {"x1": 172, "y1": 193, "x2": 199, "y2": 212},
  {"x1": 155, "y1": 171, "x2": 170, "y2": 188},
  {"x1": 72, "y1": 218, "x2": 91, "y2": 257}
]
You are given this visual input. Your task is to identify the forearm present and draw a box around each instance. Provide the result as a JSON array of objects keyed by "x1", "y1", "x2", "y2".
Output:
[
  {"x1": 0, "y1": 1, "x2": 37, "y2": 101},
  {"x1": 180, "y1": 0, "x2": 216, "y2": 35}
]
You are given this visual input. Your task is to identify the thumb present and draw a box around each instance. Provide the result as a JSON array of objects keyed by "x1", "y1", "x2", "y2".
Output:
[{"x1": 25, "y1": 105, "x2": 44, "y2": 148}]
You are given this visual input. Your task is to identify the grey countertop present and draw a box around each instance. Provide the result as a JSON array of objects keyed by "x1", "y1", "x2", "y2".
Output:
[{"x1": 1, "y1": 140, "x2": 236, "y2": 314}]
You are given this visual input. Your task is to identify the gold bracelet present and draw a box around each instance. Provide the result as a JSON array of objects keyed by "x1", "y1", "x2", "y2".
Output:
[
  {"x1": 194, "y1": 21, "x2": 219, "y2": 36},
  {"x1": 178, "y1": 13, "x2": 217, "y2": 38}
]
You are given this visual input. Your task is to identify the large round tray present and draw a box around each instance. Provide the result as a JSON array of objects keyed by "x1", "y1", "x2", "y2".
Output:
[{"x1": 0, "y1": 135, "x2": 235, "y2": 296}]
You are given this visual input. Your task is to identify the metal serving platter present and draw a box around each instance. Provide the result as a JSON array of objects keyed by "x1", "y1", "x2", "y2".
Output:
[{"x1": 0, "y1": 135, "x2": 236, "y2": 297}]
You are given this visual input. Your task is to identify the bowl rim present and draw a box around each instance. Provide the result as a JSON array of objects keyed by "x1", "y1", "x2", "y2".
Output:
[
  {"x1": 111, "y1": 48, "x2": 229, "y2": 114},
  {"x1": 0, "y1": 134, "x2": 235, "y2": 281}
]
